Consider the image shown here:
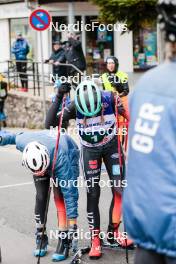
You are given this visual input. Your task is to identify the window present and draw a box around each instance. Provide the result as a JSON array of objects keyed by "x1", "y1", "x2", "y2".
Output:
[
  {"x1": 133, "y1": 27, "x2": 158, "y2": 71},
  {"x1": 85, "y1": 16, "x2": 114, "y2": 74}
]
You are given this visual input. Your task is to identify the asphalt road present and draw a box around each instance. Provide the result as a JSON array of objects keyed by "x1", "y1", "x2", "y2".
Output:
[{"x1": 0, "y1": 131, "x2": 135, "y2": 264}]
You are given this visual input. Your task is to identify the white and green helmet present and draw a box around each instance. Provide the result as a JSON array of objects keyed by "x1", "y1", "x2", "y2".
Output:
[{"x1": 75, "y1": 80, "x2": 102, "y2": 117}]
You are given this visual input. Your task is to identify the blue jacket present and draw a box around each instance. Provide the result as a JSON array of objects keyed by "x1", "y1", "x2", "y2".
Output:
[
  {"x1": 123, "y1": 61, "x2": 176, "y2": 257},
  {"x1": 0, "y1": 130, "x2": 80, "y2": 219},
  {"x1": 11, "y1": 38, "x2": 29, "y2": 60}
]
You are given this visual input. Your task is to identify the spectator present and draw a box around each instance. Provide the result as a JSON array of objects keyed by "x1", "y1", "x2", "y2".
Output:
[
  {"x1": 11, "y1": 32, "x2": 30, "y2": 92},
  {"x1": 101, "y1": 56, "x2": 129, "y2": 113},
  {"x1": 45, "y1": 39, "x2": 67, "y2": 82},
  {"x1": 65, "y1": 32, "x2": 86, "y2": 83},
  {"x1": 0, "y1": 74, "x2": 8, "y2": 129}
]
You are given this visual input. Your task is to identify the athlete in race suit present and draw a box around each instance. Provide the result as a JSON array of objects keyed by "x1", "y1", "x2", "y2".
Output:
[
  {"x1": 45, "y1": 80, "x2": 133, "y2": 259},
  {"x1": 0, "y1": 129, "x2": 79, "y2": 262}
]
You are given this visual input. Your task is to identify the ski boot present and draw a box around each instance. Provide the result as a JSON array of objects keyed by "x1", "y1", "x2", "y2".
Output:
[
  {"x1": 34, "y1": 231, "x2": 48, "y2": 257},
  {"x1": 89, "y1": 230, "x2": 102, "y2": 259},
  {"x1": 68, "y1": 224, "x2": 78, "y2": 253},
  {"x1": 107, "y1": 224, "x2": 134, "y2": 249},
  {"x1": 52, "y1": 231, "x2": 70, "y2": 262}
]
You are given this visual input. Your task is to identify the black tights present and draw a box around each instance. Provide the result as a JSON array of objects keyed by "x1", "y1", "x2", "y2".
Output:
[
  {"x1": 16, "y1": 61, "x2": 28, "y2": 88},
  {"x1": 33, "y1": 175, "x2": 50, "y2": 229},
  {"x1": 81, "y1": 137, "x2": 124, "y2": 230}
]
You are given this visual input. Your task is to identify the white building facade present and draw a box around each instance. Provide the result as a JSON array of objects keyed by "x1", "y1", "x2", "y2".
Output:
[{"x1": 0, "y1": 0, "x2": 162, "y2": 74}]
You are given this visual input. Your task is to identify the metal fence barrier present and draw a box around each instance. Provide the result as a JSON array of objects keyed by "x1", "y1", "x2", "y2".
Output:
[{"x1": 0, "y1": 59, "x2": 85, "y2": 96}]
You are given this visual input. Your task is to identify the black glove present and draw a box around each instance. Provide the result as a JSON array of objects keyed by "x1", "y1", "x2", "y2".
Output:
[
  {"x1": 117, "y1": 82, "x2": 129, "y2": 96},
  {"x1": 44, "y1": 59, "x2": 49, "y2": 63},
  {"x1": 57, "y1": 82, "x2": 71, "y2": 97},
  {"x1": 109, "y1": 75, "x2": 119, "y2": 85},
  {"x1": 114, "y1": 75, "x2": 119, "y2": 84},
  {"x1": 108, "y1": 75, "x2": 115, "y2": 84}
]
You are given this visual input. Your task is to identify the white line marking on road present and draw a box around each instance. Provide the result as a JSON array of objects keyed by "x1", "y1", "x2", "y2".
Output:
[
  {"x1": 0, "y1": 174, "x2": 108, "y2": 190},
  {"x1": 0, "y1": 182, "x2": 33, "y2": 189}
]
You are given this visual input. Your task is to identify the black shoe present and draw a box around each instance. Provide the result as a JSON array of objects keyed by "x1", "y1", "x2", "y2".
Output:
[
  {"x1": 52, "y1": 231, "x2": 69, "y2": 262},
  {"x1": 107, "y1": 224, "x2": 134, "y2": 249},
  {"x1": 107, "y1": 224, "x2": 119, "y2": 245},
  {"x1": 34, "y1": 232, "x2": 48, "y2": 257}
]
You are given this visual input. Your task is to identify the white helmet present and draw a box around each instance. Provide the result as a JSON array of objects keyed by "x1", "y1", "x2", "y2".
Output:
[{"x1": 22, "y1": 141, "x2": 50, "y2": 176}]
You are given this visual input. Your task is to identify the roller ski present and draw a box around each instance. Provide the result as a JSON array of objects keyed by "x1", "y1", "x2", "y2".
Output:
[
  {"x1": 34, "y1": 231, "x2": 48, "y2": 257},
  {"x1": 70, "y1": 247, "x2": 90, "y2": 264},
  {"x1": 102, "y1": 239, "x2": 135, "y2": 250}
]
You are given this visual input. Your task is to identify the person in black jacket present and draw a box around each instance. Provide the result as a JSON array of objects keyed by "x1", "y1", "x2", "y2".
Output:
[
  {"x1": 45, "y1": 40, "x2": 67, "y2": 81},
  {"x1": 65, "y1": 32, "x2": 86, "y2": 77}
]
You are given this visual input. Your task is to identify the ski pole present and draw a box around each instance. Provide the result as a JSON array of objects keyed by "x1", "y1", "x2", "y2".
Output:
[
  {"x1": 37, "y1": 95, "x2": 66, "y2": 264},
  {"x1": 114, "y1": 95, "x2": 129, "y2": 264},
  {"x1": 114, "y1": 96, "x2": 124, "y2": 182},
  {"x1": 124, "y1": 119, "x2": 129, "y2": 153}
]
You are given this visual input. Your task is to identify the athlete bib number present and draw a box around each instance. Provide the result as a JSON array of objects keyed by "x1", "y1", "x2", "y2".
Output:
[{"x1": 80, "y1": 131, "x2": 106, "y2": 144}]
